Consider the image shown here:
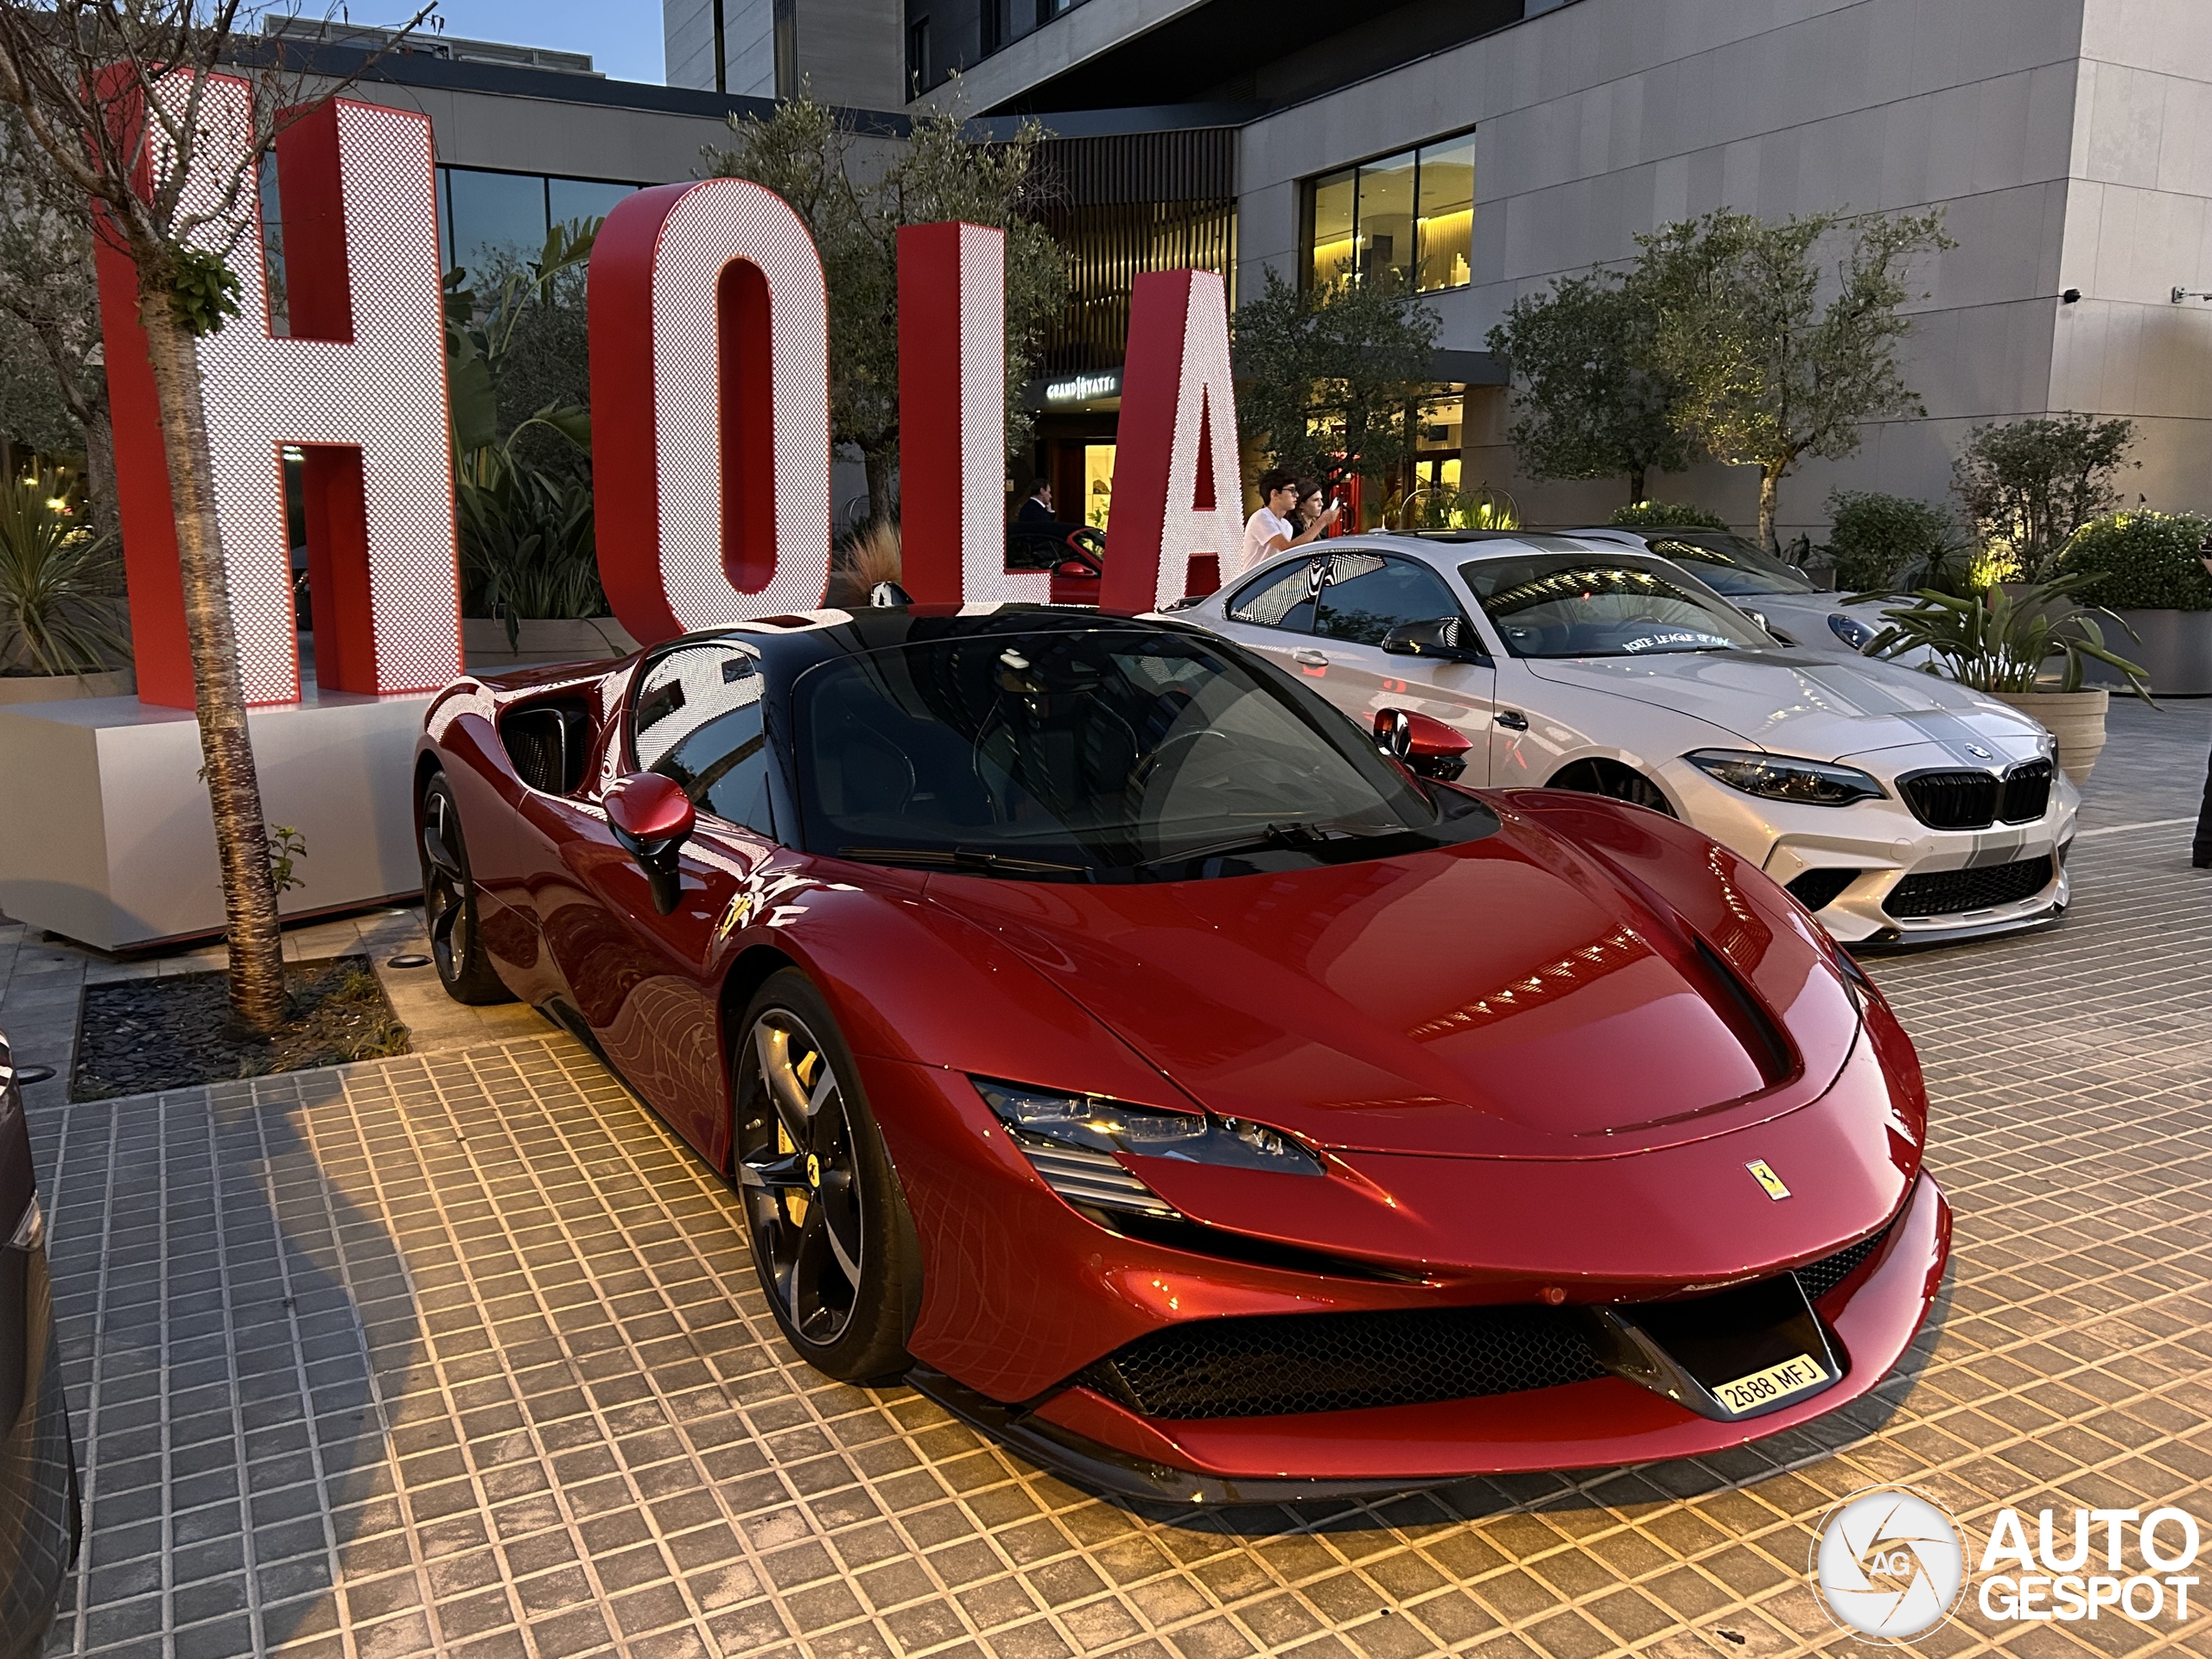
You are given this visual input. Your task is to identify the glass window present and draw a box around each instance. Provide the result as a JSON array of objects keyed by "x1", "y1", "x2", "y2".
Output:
[
  {"x1": 1642, "y1": 532, "x2": 1820, "y2": 597},
  {"x1": 1357, "y1": 150, "x2": 1415, "y2": 293},
  {"x1": 1305, "y1": 130, "x2": 1475, "y2": 294},
  {"x1": 1460, "y1": 556, "x2": 1773, "y2": 658},
  {"x1": 257, "y1": 153, "x2": 289, "y2": 335},
  {"x1": 445, "y1": 168, "x2": 548, "y2": 274},
  {"x1": 548, "y1": 177, "x2": 638, "y2": 229},
  {"x1": 1225, "y1": 557, "x2": 1325, "y2": 632},
  {"x1": 1416, "y1": 134, "x2": 1475, "y2": 293},
  {"x1": 792, "y1": 626, "x2": 1495, "y2": 880},
  {"x1": 1083, "y1": 442, "x2": 1116, "y2": 529},
  {"x1": 1310, "y1": 168, "x2": 1357, "y2": 290},
  {"x1": 1314, "y1": 555, "x2": 1468, "y2": 646}
]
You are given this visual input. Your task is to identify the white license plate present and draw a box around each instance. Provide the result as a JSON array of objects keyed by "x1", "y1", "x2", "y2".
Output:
[{"x1": 1712, "y1": 1353, "x2": 1827, "y2": 1415}]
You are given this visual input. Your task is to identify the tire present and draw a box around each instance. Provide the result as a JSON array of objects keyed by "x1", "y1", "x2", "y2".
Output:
[
  {"x1": 732, "y1": 969, "x2": 920, "y2": 1384},
  {"x1": 1547, "y1": 758, "x2": 1676, "y2": 818},
  {"x1": 418, "y1": 772, "x2": 514, "y2": 1005}
]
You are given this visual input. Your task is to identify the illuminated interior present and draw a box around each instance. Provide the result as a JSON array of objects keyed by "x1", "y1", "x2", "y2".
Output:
[
  {"x1": 1084, "y1": 443, "x2": 1116, "y2": 529},
  {"x1": 1305, "y1": 130, "x2": 1477, "y2": 294}
]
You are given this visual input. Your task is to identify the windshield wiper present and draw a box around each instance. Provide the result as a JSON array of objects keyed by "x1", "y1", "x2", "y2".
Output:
[
  {"x1": 836, "y1": 845, "x2": 1095, "y2": 878},
  {"x1": 1132, "y1": 821, "x2": 1395, "y2": 873}
]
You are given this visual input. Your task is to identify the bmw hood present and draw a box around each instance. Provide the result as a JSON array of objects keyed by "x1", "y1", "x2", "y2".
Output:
[
  {"x1": 918, "y1": 822, "x2": 1853, "y2": 1162},
  {"x1": 1521, "y1": 650, "x2": 2044, "y2": 763}
]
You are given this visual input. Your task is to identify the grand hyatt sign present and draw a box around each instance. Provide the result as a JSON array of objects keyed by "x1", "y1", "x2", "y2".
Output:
[{"x1": 99, "y1": 85, "x2": 1243, "y2": 709}]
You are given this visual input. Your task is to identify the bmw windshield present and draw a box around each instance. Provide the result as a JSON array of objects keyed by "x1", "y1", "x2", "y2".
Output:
[
  {"x1": 1462, "y1": 555, "x2": 1774, "y2": 658},
  {"x1": 1640, "y1": 531, "x2": 1821, "y2": 596},
  {"x1": 790, "y1": 626, "x2": 1495, "y2": 880}
]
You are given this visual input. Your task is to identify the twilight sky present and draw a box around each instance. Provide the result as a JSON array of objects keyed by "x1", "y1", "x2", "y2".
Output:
[{"x1": 401, "y1": 1, "x2": 665, "y2": 86}]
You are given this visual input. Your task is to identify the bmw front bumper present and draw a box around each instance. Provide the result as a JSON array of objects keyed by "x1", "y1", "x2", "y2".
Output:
[{"x1": 1654, "y1": 752, "x2": 2079, "y2": 946}]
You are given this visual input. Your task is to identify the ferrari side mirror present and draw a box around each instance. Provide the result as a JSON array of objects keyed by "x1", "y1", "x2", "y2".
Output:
[
  {"x1": 1381, "y1": 615, "x2": 1488, "y2": 664},
  {"x1": 1375, "y1": 708, "x2": 1473, "y2": 784},
  {"x1": 605, "y1": 772, "x2": 696, "y2": 915}
]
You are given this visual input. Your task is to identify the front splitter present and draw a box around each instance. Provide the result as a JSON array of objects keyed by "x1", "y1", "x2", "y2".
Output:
[{"x1": 903, "y1": 1171, "x2": 1949, "y2": 1504}]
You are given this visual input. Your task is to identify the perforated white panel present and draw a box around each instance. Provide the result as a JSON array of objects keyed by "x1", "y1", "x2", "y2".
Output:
[
  {"x1": 1153, "y1": 271, "x2": 1242, "y2": 612},
  {"x1": 175, "y1": 80, "x2": 459, "y2": 702},
  {"x1": 957, "y1": 225, "x2": 1041, "y2": 607},
  {"x1": 652, "y1": 180, "x2": 831, "y2": 627}
]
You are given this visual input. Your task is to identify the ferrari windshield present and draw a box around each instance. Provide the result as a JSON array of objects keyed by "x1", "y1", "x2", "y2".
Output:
[
  {"x1": 1461, "y1": 555, "x2": 1773, "y2": 658},
  {"x1": 1639, "y1": 531, "x2": 1821, "y2": 596},
  {"x1": 790, "y1": 626, "x2": 1494, "y2": 880}
]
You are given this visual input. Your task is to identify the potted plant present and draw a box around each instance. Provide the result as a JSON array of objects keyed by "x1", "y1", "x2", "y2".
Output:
[
  {"x1": 1860, "y1": 573, "x2": 2150, "y2": 782},
  {"x1": 0, "y1": 468, "x2": 132, "y2": 703},
  {"x1": 2056, "y1": 511, "x2": 2212, "y2": 694}
]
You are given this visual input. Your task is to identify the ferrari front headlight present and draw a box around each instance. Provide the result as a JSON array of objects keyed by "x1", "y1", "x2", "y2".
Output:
[
  {"x1": 973, "y1": 1079, "x2": 1322, "y2": 1191},
  {"x1": 1687, "y1": 749, "x2": 1885, "y2": 807}
]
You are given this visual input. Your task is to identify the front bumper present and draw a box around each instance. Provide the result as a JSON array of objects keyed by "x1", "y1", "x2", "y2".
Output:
[
  {"x1": 0, "y1": 1230, "x2": 77, "y2": 1659},
  {"x1": 1653, "y1": 754, "x2": 2078, "y2": 945},
  {"x1": 911, "y1": 1171, "x2": 1948, "y2": 1502}
]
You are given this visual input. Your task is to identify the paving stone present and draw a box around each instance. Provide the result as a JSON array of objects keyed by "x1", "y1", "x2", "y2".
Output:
[{"x1": 24, "y1": 705, "x2": 2212, "y2": 1656}]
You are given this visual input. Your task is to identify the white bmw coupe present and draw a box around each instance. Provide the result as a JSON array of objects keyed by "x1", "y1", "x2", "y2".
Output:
[{"x1": 1178, "y1": 531, "x2": 2076, "y2": 946}]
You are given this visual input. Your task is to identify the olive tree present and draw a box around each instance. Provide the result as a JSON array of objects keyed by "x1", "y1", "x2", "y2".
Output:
[
  {"x1": 1637, "y1": 207, "x2": 1952, "y2": 550},
  {"x1": 1485, "y1": 270, "x2": 1688, "y2": 502},
  {"x1": 1232, "y1": 265, "x2": 1440, "y2": 497},
  {"x1": 0, "y1": 1, "x2": 426, "y2": 1032}
]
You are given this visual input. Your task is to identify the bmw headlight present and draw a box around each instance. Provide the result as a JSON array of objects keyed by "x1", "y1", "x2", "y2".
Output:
[
  {"x1": 974, "y1": 1078, "x2": 1321, "y2": 1191},
  {"x1": 1687, "y1": 750, "x2": 1886, "y2": 806},
  {"x1": 1827, "y1": 613, "x2": 1878, "y2": 652}
]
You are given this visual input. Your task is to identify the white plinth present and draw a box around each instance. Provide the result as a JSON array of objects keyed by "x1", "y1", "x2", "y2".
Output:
[{"x1": 0, "y1": 674, "x2": 430, "y2": 950}]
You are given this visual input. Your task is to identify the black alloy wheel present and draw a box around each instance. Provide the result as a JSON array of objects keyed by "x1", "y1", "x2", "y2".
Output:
[
  {"x1": 734, "y1": 970, "x2": 918, "y2": 1382},
  {"x1": 418, "y1": 774, "x2": 512, "y2": 1005}
]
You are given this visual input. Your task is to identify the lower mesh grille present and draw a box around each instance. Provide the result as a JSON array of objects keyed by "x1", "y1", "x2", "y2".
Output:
[
  {"x1": 1085, "y1": 1306, "x2": 1608, "y2": 1420},
  {"x1": 1794, "y1": 1220, "x2": 1893, "y2": 1304},
  {"x1": 1887, "y1": 855, "x2": 2055, "y2": 918},
  {"x1": 1082, "y1": 1217, "x2": 1904, "y2": 1421},
  {"x1": 1786, "y1": 868, "x2": 1859, "y2": 912}
]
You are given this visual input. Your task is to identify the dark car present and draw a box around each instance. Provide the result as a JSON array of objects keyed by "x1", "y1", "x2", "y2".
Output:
[{"x1": 0, "y1": 1030, "x2": 76, "y2": 1656}]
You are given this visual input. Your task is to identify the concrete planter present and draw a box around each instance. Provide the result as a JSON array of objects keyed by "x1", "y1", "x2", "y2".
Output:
[
  {"x1": 2082, "y1": 608, "x2": 2212, "y2": 696},
  {"x1": 462, "y1": 617, "x2": 639, "y2": 669},
  {"x1": 1986, "y1": 687, "x2": 2109, "y2": 784},
  {"x1": 0, "y1": 668, "x2": 136, "y2": 704}
]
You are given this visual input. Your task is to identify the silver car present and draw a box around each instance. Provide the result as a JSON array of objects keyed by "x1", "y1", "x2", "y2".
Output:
[
  {"x1": 1565, "y1": 525, "x2": 1901, "y2": 658},
  {"x1": 1179, "y1": 532, "x2": 2077, "y2": 946}
]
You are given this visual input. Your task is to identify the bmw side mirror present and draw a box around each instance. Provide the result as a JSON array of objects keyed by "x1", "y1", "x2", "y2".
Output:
[
  {"x1": 1375, "y1": 708, "x2": 1473, "y2": 784},
  {"x1": 605, "y1": 772, "x2": 696, "y2": 915},
  {"x1": 1381, "y1": 616, "x2": 1488, "y2": 664}
]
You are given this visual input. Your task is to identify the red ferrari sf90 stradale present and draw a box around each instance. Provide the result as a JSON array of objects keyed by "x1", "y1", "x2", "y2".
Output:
[{"x1": 415, "y1": 607, "x2": 1948, "y2": 1501}]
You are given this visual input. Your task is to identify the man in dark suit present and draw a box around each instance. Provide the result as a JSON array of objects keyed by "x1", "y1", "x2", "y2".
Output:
[{"x1": 1016, "y1": 479, "x2": 1054, "y2": 523}]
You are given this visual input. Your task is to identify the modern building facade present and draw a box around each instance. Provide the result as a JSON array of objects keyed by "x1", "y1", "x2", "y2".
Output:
[{"x1": 670, "y1": 0, "x2": 2212, "y2": 539}]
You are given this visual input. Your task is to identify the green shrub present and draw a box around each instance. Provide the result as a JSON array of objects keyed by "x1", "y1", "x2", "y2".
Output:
[
  {"x1": 1825, "y1": 490, "x2": 1966, "y2": 594},
  {"x1": 2059, "y1": 511, "x2": 2212, "y2": 610},
  {"x1": 1610, "y1": 499, "x2": 1727, "y2": 530},
  {"x1": 0, "y1": 469, "x2": 129, "y2": 677}
]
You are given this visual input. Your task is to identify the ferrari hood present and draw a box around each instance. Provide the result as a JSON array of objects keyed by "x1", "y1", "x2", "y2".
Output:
[
  {"x1": 920, "y1": 825, "x2": 1838, "y2": 1161},
  {"x1": 1521, "y1": 650, "x2": 2040, "y2": 763}
]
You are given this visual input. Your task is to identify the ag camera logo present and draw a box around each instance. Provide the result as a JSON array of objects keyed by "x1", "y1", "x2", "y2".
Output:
[{"x1": 1811, "y1": 1487, "x2": 1967, "y2": 1643}]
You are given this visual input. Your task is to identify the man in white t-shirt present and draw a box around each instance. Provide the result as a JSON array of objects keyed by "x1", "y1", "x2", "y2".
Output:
[{"x1": 1240, "y1": 468, "x2": 1339, "y2": 573}]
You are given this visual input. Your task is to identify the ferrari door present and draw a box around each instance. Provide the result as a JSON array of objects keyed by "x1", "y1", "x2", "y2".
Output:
[{"x1": 537, "y1": 642, "x2": 772, "y2": 1158}]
